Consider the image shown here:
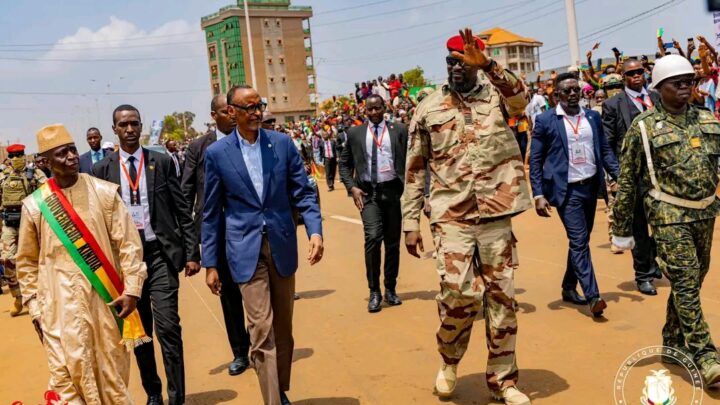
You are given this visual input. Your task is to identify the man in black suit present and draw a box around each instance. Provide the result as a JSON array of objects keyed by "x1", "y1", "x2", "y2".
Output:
[
  {"x1": 79, "y1": 127, "x2": 108, "y2": 173},
  {"x1": 602, "y1": 58, "x2": 662, "y2": 296},
  {"x1": 320, "y1": 132, "x2": 338, "y2": 191},
  {"x1": 181, "y1": 94, "x2": 251, "y2": 376},
  {"x1": 165, "y1": 139, "x2": 183, "y2": 178},
  {"x1": 93, "y1": 104, "x2": 197, "y2": 405},
  {"x1": 339, "y1": 95, "x2": 408, "y2": 313}
]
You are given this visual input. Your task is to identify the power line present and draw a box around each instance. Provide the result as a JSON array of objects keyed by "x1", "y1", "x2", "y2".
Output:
[
  {"x1": 0, "y1": 54, "x2": 205, "y2": 62},
  {"x1": 0, "y1": 89, "x2": 209, "y2": 96},
  {"x1": 314, "y1": 0, "x2": 456, "y2": 28},
  {"x1": 313, "y1": 0, "x2": 538, "y2": 45},
  {"x1": 0, "y1": 31, "x2": 200, "y2": 47},
  {"x1": 314, "y1": 0, "x2": 396, "y2": 16},
  {"x1": 0, "y1": 39, "x2": 205, "y2": 53}
]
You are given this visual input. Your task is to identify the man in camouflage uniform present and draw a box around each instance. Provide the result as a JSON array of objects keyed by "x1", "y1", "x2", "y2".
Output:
[
  {"x1": 402, "y1": 29, "x2": 532, "y2": 405},
  {"x1": 612, "y1": 55, "x2": 720, "y2": 386},
  {"x1": 0, "y1": 144, "x2": 46, "y2": 315}
]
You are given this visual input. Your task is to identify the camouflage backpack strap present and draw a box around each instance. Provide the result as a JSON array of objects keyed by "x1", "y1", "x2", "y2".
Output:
[{"x1": 639, "y1": 120, "x2": 716, "y2": 209}]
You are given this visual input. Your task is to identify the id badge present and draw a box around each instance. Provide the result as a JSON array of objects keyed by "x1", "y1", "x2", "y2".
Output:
[
  {"x1": 130, "y1": 205, "x2": 145, "y2": 230},
  {"x1": 571, "y1": 142, "x2": 587, "y2": 164}
]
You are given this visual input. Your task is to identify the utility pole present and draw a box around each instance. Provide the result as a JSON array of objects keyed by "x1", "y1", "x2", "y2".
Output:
[
  {"x1": 181, "y1": 114, "x2": 188, "y2": 140},
  {"x1": 564, "y1": 0, "x2": 581, "y2": 66},
  {"x1": 243, "y1": 0, "x2": 258, "y2": 88}
]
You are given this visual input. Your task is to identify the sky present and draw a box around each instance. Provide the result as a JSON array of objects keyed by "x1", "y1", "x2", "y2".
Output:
[{"x1": 0, "y1": 0, "x2": 715, "y2": 152}]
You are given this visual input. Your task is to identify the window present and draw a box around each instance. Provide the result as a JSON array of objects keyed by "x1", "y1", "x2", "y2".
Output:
[
  {"x1": 275, "y1": 19, "x2": 281, "y2": 27},
  {"x1": 268, "y1": 58, "x2": 272, "y2": 65},
  {"x1": 281, "y1": 76, "x2": 286, "y2": 83},
  {"x1": 279, "y1": 57, "x2": 285, "y2": 64},
  {"x1": 208, "y1": 45, "x2": 216, "y2": 59},
  {"x1": 277, "y1": 39, "x2": 283, "y2": 46},
  {"x1": 211, "y1": 65, "x2": 218, "y2": 75},
  {"x1": 264, "y1": 19, "x2": 269, "y2": 27},
  {"x1": 207, "y1": 31, "x2": 214, "y2": 38},
  {"x1": 271, "y1": 96, "x2": 276, "y2": 103},
  {"x1": 266, "y1": 39, "x2": 271, "y2": 46},
  {"x1": 283, "y1": 95, "x2": 288, "y2": 102},
  {"x1": 269, "y1": 77, "x2": 275, "y2": 83},
  {"x1": 212, "y1": 83, "x2": 220, "y2": 95},
  {"x1": 492, "y1": 48, "x2": 501, "y2": 57},
  {"x1": 509, "y1": 63, "x2": 518, "y2": 71}
]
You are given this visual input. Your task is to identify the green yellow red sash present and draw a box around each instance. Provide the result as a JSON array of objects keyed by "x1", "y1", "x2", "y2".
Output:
[{"x1": 32, "y1": 178, "x2": 150, "y2": 349}]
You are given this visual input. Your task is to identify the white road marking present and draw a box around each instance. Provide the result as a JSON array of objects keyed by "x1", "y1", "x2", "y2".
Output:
[
  {"x1": 329, "y1": 215, "x2": 363, "y2": 225},
  {"x1": 186, "y1": 276, "x2": 227, "y2": 332}
]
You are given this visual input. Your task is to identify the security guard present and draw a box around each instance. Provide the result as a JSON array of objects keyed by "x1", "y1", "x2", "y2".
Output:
[
  {"x1": 612, "y1": 55, "x2": 720, "y2": 386},
  {"x1": 402, "y1": 28, "x2": 532, "y2": 404},
  {"x1": 0, "y1": 144, "x2": 46, "y2": 315}
]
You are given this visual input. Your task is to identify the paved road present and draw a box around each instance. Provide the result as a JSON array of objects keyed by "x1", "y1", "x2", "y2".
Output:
[{"x1": 2, "y1": 184, "x2": 720, "y2": 404}]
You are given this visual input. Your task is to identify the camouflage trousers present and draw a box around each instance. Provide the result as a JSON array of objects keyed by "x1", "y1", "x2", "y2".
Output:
[
  {"x1": 605, "y1": 186, "x2": 616, "y2": 240},
  {"x1": 653, "y1": 218, "x2": 718, "y2": 364},
  {"x1": 431, "y1": 216, "x2": 519, "y2": 392},
  {"x1": 1, "y1": 225, "x2": 19, "y2": 298}
]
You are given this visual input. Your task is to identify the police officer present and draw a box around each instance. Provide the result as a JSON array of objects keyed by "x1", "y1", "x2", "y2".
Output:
[
  {"x1": 402, "y1": 28, "x2": 532, "y2": 405},
  {"x1": 612, "y1": 55, "x2": 720, "y2": 386},
  {"x1": 0, "y1": 144, "x2": 46, "y2": 315}
]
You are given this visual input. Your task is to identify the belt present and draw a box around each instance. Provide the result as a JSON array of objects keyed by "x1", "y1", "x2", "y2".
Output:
[{"x1": 570, "y1": 177, "x2": 595, "y2": 185}]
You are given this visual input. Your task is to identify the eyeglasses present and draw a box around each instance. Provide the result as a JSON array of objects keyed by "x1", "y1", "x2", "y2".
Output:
[
  {"x1": 665, "y1": 78, "x2": 694, "y2": 89},
  {"x1": 116, "y1": 120, "x2": 141, "y2": 128},
  {"x1": 559, "y1": 87, "x2": 582, "y2": 95},
  {"x1": 230, "y1": 102, "x2": 267, "y2": 114},
  {"x1": 624, "y1": 68, "x2": 645, "y2": 77},
  {"x1": 445, "y1": 56, "x2": 464, "y2": 67}
]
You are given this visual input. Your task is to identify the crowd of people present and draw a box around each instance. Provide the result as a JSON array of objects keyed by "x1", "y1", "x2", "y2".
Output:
[{"x1": 5, "y1": 24, "x2": 720, "y2": 405}]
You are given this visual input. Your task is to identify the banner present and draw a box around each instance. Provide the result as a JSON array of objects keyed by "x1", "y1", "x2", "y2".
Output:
[
  {"x1": 714, "y1": 12, "x2": 720, "y2": 51},
  {"x1": 148, "y1": 120, "x2": 163, "y2": 146}
]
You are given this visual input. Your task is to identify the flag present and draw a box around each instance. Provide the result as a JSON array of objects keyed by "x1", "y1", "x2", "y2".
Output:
[{"x1": 657, "y1": 27, "x2": 664, "y2": 38}]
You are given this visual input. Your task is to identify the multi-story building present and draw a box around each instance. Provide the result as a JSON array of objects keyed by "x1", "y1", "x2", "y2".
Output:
[
  {"x1": 478, "y1": 27, "x2": 543, "y2": 74},
  {"x1": 201, "y1": 0, "x2": 316, "y2": 123}
]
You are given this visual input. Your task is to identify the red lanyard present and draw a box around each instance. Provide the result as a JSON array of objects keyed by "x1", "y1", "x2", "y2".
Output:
[
  {"x1": 372, "y1": 124, "x2": 386, "y2": 147},
  {"x1": 120, "y1": 154, "x2": 144, "y2": 200},
  {"x1": 563, "y1": 116, "x2": 582, "y2": 139},
  {"x1": 636, "y1": 96, "x2": 654, "y2": 109}
]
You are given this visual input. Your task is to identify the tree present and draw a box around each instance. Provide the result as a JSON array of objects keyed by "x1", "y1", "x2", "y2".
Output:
[
  {"x1": 160, "y1": 111, "x2": 199, "y2": 142},
  {"x1": 403, "y1": 66, "x2": 430, "y2": 87},
  {"x1": 319, "y1": 95, "x2": 352, "y2": 113}
]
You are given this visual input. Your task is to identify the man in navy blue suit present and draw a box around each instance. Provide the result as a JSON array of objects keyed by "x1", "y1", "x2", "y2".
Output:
[
  {"x1": 202, "y1": 85, "x2": 323, "y2": 405},
  {"x1": 529, "y1": 72, "x2": 619, "y2": 319},
  {"x1": 78, "y1": 127, "x2": 108, "y2": 173}
]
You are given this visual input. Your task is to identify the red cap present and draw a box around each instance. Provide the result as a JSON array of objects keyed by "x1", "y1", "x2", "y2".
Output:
[
  {"x1": 6, "y1": 144, "x2": 25, "y2": 154},
  {"x1": 446, "y1": 35, "x2": 485, "y2": 53}
]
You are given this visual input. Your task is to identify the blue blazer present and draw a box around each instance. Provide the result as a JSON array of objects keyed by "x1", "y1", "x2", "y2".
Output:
[
  {"x1": 529, "y1": 107, "x2": 619, "y2": 207},
  {"x1": 79, "y1": 149, "x2": 108, "y2": 174},
  {"x1": 201, "y1": 128, "x2": 322, "y2": 283}
]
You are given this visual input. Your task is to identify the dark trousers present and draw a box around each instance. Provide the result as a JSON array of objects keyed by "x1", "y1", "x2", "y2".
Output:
[
  {"x1": 134, "y1": 241, "x2": 185, "y2": 404},
  {"x1": 631, "y1": 196, "x2": 659, "y2": 282},
  {"x1": 557, "y1": 179, "x2": 601, "y2": 300},
  {"x1": 218, "y1": 258, "x2": 251, "y2": 359},
  {"x1": 360, "y1": 179, "x2": 402, "y2": 293},
  {"x1": 325, "y1": 157, "x2": 337, "y2": 188},
  {"x1": 240, "y1": 236, "x2": 295, "y2": 405},
  {"x1": 514, "y1": 130, "x2": 528, "y2": 162}
]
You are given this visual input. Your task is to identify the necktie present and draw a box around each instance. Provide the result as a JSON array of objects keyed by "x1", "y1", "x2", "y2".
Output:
[
  {"x1": 93, "y1": 151, "x2": 100, "y2": 163},
  {"x1": 371, "y1": 124, "x2": 379, "y2": 185},
  {"x1": 172, "y1": 153, "x2": 180, "y2": 175},
  {"x1": 127, "y1": 156, "x2": 138, "y2": 204},
  {"x1": 638, "y1": 94, "x2": 647, "y2": 111}
]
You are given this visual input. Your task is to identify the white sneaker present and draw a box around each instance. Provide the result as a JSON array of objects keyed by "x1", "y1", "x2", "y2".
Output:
[
  {"x1": 492, "y1": 386, "x2": 531, "y2": 405},
  {"x1": 433, "y1": 363, "x2": 457, "y2": 398}
]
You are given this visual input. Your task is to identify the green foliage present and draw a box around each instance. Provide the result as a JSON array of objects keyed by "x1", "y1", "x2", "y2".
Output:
[
  {"x1": 160, "y1": 111, "x2": 198, "y2": 141},
  {"x1": 403, "y1": 66, "x2": 429, "y2": 87}
]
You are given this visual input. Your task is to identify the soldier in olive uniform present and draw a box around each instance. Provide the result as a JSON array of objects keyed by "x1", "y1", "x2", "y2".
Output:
[
  {"x1": 612, "y1": 55, "x2": 720, "y2": 386},
  {"x1": 402, "y1": 29, "x2": 532, "y2": 405},
  {"x1": 0, "y1": 144, "x2": 46, "y2": 315}
]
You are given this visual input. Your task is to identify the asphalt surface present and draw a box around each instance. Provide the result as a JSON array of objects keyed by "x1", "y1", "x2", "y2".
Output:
[{"x1": 2, "y1": 183, "x2": 720, "y2": 404}]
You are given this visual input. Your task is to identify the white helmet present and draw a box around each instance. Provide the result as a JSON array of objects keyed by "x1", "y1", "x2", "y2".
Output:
[{"x1": 650, "y1": 54, "x2": 695, "y2": 89}]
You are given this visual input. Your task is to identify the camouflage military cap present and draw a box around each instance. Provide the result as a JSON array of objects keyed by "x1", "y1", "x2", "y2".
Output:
[{"x1": 602, "y1": 73, "x2": 623, "y2": 89}]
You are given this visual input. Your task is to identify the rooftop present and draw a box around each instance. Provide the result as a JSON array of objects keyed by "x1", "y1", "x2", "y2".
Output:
[
  {"x1": 202, "y1": 1, "x2": 312, "y2": 22},
  {"x1": 478, "y1": 27, "x2": 543, "y2": 46}
]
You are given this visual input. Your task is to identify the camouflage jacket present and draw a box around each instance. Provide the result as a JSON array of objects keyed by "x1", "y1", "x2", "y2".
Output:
[
  {"x1": 401, "y1": 62, "x2": 532, "y2": 232},
  {"x1": 612, "y1": 103, "x2": 720, "y2": 236},
  {"x1": 0, "y1": 166, "x2": 47, "y2": 208}
]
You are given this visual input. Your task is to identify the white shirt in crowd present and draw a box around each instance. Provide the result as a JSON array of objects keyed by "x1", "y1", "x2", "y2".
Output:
[
  {"x1": 364, "y1": 120, "x2": 396, "y2": 183},
  {"x1": 119, "y1": 147, "x2": 157, "y2": 241},
  {"x1": 556, "y1": 103, "x2": 596, "y2": 183},
  {"x1": 624, "y1": 86, "x2": 651, "y2": 113}
]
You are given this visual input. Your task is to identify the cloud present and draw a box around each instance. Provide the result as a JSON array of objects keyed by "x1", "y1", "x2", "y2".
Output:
[{"x1": 0, "y1": 17, "x2": 212, "y2": 152}]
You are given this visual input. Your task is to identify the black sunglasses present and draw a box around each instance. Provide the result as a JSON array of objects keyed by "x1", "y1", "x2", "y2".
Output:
[
  {"x1": 446, "y1": 56, "x2": 464, "y2": 67},
  {"x1": 559, "y1": 87, "x2": 582, "y2": 95},
  {"x1": 624, "y1": 68, "x2": 645, "y2": 77}
]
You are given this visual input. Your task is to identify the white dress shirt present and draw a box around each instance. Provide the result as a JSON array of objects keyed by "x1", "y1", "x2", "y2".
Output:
[
  {"x1": 170, "y1": 152, "x2": 181, "y2": 176},
  {"x1": 556, "y1": 104, "x2": 596, "y2": 183},
  {"x1": 216, "y1": 128, "x2": 229, "y2": 141},
  {"x1": 364, "y1": 120, "x2": 396, "y2": 183},
  {"x1": 625, "y1": 86, "x2": 651, "y2": 113},
  {"x1": 119, "y1": 148, "x2": 157, "y2": 241}
]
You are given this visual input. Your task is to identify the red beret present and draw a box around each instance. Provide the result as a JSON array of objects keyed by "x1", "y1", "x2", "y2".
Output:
[
  {"x1": 447, "y1": 35, "x2": 485, "y2": 53},
  {"x1": 6, "y1": 144, "x2": 25, "y2": 154}
]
